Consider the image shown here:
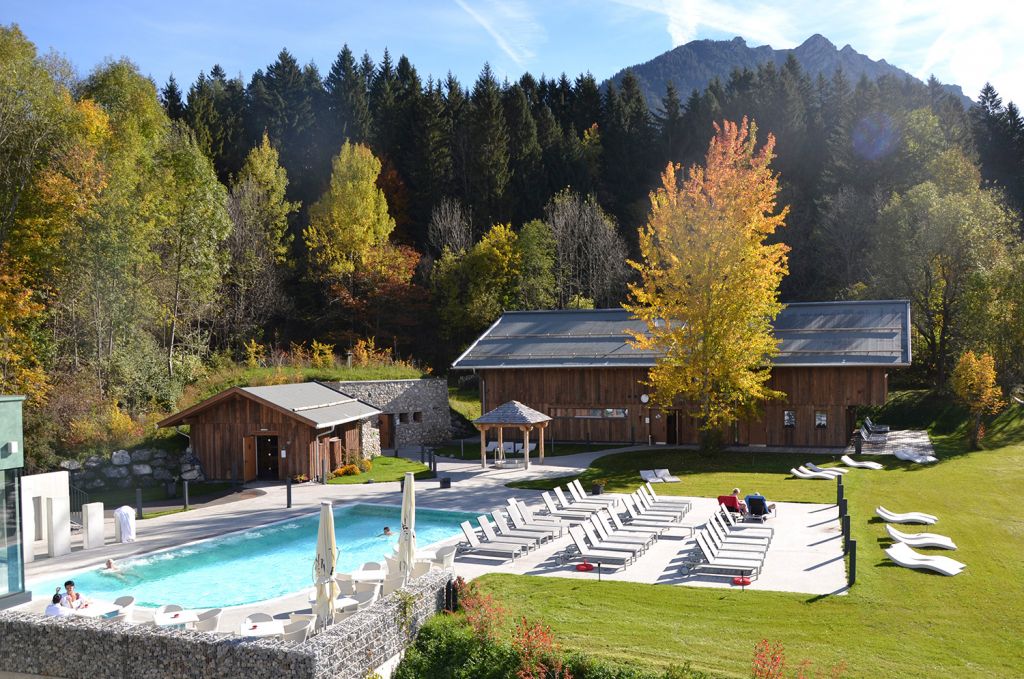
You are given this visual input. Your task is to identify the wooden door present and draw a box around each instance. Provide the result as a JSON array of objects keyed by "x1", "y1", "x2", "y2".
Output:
[
  {"x1": 344, "y1": 426, "x2": 360, "y2": 458},
  {"x1": 379, "y1": 414, "x2": 394, "y2": 449},
  {"x1": 650, "y1": 410, "x2": 667, "y2": 444},
  {"x1": 243, "y1": 436, "x2": 257, "y2": 482}
]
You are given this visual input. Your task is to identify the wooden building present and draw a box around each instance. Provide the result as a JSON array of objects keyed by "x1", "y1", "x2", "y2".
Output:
[
  {"x1": 158, "y1": 382, "x2": 380, "y2": 482},
  {"x1": 452, "y1": 301, "x2": 911, "y2": 449}
]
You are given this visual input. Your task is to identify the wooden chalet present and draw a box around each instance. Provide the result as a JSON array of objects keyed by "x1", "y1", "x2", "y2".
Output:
[
  {"x1": 452, "y1": 301, "x2": 911, "y2": 448},
  {"x1": 158, "y1": 382, "x2": 380, "y2": 482}
]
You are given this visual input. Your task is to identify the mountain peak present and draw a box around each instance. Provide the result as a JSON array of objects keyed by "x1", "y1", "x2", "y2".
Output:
[{"x1": 800, "y1": 34, "x2": 835, "y2": 50}]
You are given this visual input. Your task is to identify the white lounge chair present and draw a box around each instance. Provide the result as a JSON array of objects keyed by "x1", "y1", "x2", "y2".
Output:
[
  {"x1": 459, "y1": 520, "x2": 523, "y2": 561},
  {"x1": 876, "y1": 506, "x2": 938, "y2": 525},
  {"x1": 566, "y1": 525, "x2": 633, "y2": 568},
  {"x1": 566, "y1": 482, "x2": 619, "y2": 508},
  {"x1": 805, "y1": 462, "x2": 847, "y2": 475},
  {"x1": 894, "y1": 448, "x2": 938, "y2": 464},
  {"x1": 884, "y1": 542, "x2": 965, "y2": 576},
  {"x1": 840, "y1": 454, "x2": 884, "y2": 470},
  {"x1": 711, "y1": 511, "x2": 772, "y2": 545},
  {"x1": 633, "y1": 491, "x2": 684, "y2": 520},
  {"x1": 541, "y1": 491, "x2": 595, "y2": 519},
  {"x1": 858, "y1": 425, "x2": 887, "y2": 444},
  {"x1": 790, "y1": 466, "x2": 836, "y2": 480},
  {"x1": 193, "y1": 608, "x2": 222, "y2": 632},
  {"x1": 864, "y1": 416, "x2": 889, "y2": 434},
  {"x1": 643, "y1": 482, "x2": 692, "y2": 511},
  {"x1": 639, "y1": 470, "x2": 664, "y2": 483},
  {"x1": 507, "y1": 499, "x2": 567, "y2": 535},
  {"x1": 719, "y1": 506, "x2": 774, "y2": 539},
  {"x1": 281, "y1": 618, "x2": 312, "y2": 642},
  {"x1": 492, "y1": 510, "x2": 554, "y2": 543},
  {"x1": 623, "y1": 494, "x2": 679, "y2": 524},
  {"x1": 113, "y1": 595, "x2": 135, "y2": 622},
  {"x1": 885, "y1": 525, "x2": 957, "y2": 550},
  {"x1": 477, "y1": 515, "x2": 537, "y2": 550},
  {"x1": 596, "y1": 509, "x2": 659, "y2": 542},
  {"x1": 587, "y1": 514, "x2": 652, "y2": 551},
  {"x1": 682, "y1": 532, "x2": 761, "y2": 579},
  {"x1": 655, "y1": 468, "x2": 681, "y2": 483},
  {"x1": 554, "y1": 486, "x2": 609, "y2": 511}
]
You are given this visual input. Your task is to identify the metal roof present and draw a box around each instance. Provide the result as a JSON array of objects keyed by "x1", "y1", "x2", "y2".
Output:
[
  {"x1": 475, "y1": 400, "x2": 553, "y2": 425},
  {"x1": 240, "y1": 383, "x2": 381, "y2": 428},
  {"x1": 452, "y1": 300, "x2": 911, "y2": 370}
]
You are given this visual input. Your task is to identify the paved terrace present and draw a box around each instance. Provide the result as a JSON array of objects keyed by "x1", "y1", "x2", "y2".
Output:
[{"x1": 18, "y1": 444, "x2": 846, "y2": 633}]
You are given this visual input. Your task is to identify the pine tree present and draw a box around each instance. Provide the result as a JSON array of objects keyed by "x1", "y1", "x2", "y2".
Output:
[
  {"x1": 657, "y1": 81, "x2": 686, "y2": 165},
  {"x1": 503, "y1": 84, "x2": 543, "y2": 224},
  {"x1": 370, "y1": 49, "x2": 398, "y2": 162},
  {"x1": 160, "y1": 75, "x2": 186, "y2": 121},
  {"x1": 572, "y1": 73, "x2": 603, "y2": 135},
  {"x1": 468, "y1": 64, "x2": 510, "y2": 225},
  {"x1": 325, "y1": 45, "x2": 371, "y2": 147}
]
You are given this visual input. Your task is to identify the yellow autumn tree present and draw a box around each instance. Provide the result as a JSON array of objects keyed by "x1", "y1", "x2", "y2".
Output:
[
  {"x1": 951, "y1": 350, "x2": 1004, "y2": 449},
  {"x1": 625, "y1": 118, "x2": 790, "y2": 445}
]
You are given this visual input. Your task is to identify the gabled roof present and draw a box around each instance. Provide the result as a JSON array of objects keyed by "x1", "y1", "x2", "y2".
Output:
[
  {"x1": 452, "y1": 300, "x2": 911, "y2": 370},
  {"x1": 158, "y1": 382, "x2": 381, "y2": 429},
  {"x1": 474, "y1": 400, "x2": 552, "y2": 426}
]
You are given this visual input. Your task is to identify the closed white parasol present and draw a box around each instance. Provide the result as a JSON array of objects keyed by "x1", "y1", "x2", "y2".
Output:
[
  {"x1": 313, "y1": 500, "x2": 339, "y2": 631},
  {"x1": 397, "y1": 472, "x2": 417, "y2": 585}
]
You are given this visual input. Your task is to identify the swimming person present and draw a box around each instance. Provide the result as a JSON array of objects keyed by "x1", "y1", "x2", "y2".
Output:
[
  {"x1": 380, "y1": 526, "x2": 393, "y2": 537},
  {"x1": 45, "y1": 591, "x2": 72, "y2": 617},
  {"x1": 100, "y1": 558, "x2": 132, "y2": 582},
  {"x1": 105, "y1": 559, "x2": 117, "y2": 570}
]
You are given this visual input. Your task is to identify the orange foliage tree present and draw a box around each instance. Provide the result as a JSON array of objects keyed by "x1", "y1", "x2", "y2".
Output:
[
  {"x1": 625, "y1": 118, "x2": 789, "y2": 445},
  {"x1": 951, "y1": 350, "x2": 1005, "y2": 449}
]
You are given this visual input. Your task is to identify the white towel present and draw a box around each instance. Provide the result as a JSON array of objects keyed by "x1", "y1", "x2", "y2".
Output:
[{"x1": 114, "y1": 506, "x2": 136, "y2": 543}]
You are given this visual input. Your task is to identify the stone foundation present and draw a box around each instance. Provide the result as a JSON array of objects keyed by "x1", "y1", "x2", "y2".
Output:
[
  {"x1": 0, "y1": 570, "x2": 452, "y2": 679},
  {"x1": 61, "y1": 448, "x2": 205, "y2": 493}
]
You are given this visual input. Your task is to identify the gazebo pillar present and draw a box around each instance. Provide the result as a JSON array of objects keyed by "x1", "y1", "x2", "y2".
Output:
[
  {"x1": 539, "y1": 423, "x2": 546, "y2": 465},
  {"x1": 523, "y1": 426, "x2": 530, "y2": 470},
  {"x1": 479, "y1": 426, "x2": 487, "y2": 469},
  {"x1": 497, "y1": 427, "x2": 504, "y2": 463}
]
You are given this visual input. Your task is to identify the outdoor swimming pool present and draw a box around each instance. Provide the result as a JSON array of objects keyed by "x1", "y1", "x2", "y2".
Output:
[{"x1": 36, "y1": 503, "x2": 474, "y2": 609}]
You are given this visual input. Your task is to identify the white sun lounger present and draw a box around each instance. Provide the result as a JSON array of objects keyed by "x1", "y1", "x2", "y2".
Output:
[
  {"x1": 719, "y1": 506, "x2": 774, "y2": 538},
  {"x1": 885, "y1": 524, "x2": 957, "y2": 550},
  {"x1": 541, "y1": 492, "x2": 595, "y2": 519},
  {"x1": 805, "y1": 462, "x2": 847, "y2": 475},
  {"x1": 553, "y1": 487, "x2": 606, "y2": 513},
  {"x1": 884, "y1": 542, "x2": 965, "y2": 576},
  {"x1": 492, "y1": 510, "x2": 555, "y2": 543},
  {"x1": 509, "y1": 498, "x2": 569, "y2": 529},
  {"x1": 566, "y1": 482, "x2": 619, "y2": 508},
  {"x1": 596, "y1": 509, "x2": 659, "y2": 542},
  {"x1": 505, "y1": 502, "x2": 565, "y2": 537},
  {"x1": 478, "y1": 515, "x2": 537, "y2": 551},
  {"x1": 710, "y1": 511, "x2": 772, "y2": 545},
  {"x1": 894, "y1": 449, "x2": 938, "y2": 464},
  {"x1": 876, "y1": 506, "x2": 938, "y2": 524},
  {"x1": 706, "y1": 518, "x2": 769, "y2": 554},
  {"x1": 864, "y1": 416, "x2": 889, "y2": 433},
  {"x1": 459, "y1": 521, "x2": 522, "y2": 561},
  {"x1": 633, "y1": 491, "x2": 684, "y2": 520},
  {"x1": 643, "y1": 482, "x2": 692, "y2": 510},
  {"x1": 683, "y1": 532, "x2": 762, "y2": 578},
  {"x1": 655, "y1": 468, "x2": 681, "y2": 483},
  {"x1": 589, "y1": 514, "x2": 653, "y2": 550},
  {"x1": 840, "y1": 454, "x2": 884, "y2": 470},
  {"x1": 567, "y1": 525, "x2": 633, "y2": 567},
  {"x1": 791, "y1": 466, "x2": 836, "y2": 480},
  {"x1": 624, "y1": 494, "x2": 680, "y2": 523},
  {"x1": 639, "y1": 470, "x2": 664, "y2": 483}
]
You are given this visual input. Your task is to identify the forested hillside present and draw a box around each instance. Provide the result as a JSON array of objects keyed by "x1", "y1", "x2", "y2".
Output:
[{"x1": 3, "y1": 24, "x2": 1024, "y2": 467}]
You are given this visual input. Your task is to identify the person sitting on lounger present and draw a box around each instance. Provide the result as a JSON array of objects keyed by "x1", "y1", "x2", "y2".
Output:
[
  {"x1": 745, "y1": 492, "x2": 776, "y2": 514},
  {"x1": 60, "y1": 580, "x2": 87, "y2": 609},
  {"x1": 730, "y1": 488, "x2": 748, "y2": 513},
  {"x1": 45, "y1": 591, "x2": 72, "y2": 617}
]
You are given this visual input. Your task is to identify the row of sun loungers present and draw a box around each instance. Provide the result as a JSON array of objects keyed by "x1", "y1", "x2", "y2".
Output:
[
  {"x1": 682, "y1": 506, "x2": 774, "y2": 580},
  {"x1": 875, "y1": 506, "x2": 965, "y2": 575}
]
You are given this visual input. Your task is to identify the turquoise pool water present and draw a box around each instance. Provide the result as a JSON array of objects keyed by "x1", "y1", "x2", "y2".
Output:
[{"x1": 37, "y1": 504, "x2": 473, "y2": 609}]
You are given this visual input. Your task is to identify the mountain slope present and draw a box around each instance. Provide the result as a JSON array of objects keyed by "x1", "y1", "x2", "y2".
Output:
[{"x1": 607, "y1": 34, "x2": 972, "y2": 111}]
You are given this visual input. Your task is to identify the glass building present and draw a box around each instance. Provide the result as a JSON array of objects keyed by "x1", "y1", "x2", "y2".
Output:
[{"x1": 0, "y1": 395, "x2": 28, "y2": 610}]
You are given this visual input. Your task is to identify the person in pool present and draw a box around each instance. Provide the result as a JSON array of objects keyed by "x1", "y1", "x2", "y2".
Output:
[
  {"x1": 380, "y1": 526, "x2": 393, "y2": 537},
  {"x1": 45, "y1": 591, "x2": 72, "y2": 617},
  {"x1": 60, "y1": 580, "x2": 86, "y2": 609}
]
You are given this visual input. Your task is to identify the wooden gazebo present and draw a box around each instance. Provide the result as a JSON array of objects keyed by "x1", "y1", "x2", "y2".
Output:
[{"x1": 473, "y1": 401, "x2": 551, "y2": 470}]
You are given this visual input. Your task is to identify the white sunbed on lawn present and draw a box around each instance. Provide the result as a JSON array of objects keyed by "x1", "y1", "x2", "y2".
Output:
[
  {"x1": 894, "y1": 448, "x2": 938, "y2": 464},
  {"x1": 639, "y1": 470, "x2": 664, "y2": 483},
  {"x1": 791, "y1": 466, "x2": 836, "y2": 480},
  {"x1": 876, "y1": 506, "x2": 938, "y2": 525},
  {"x1": 460, "y1": 521, "x2": 523, "y2": 561},
  {"x1": 884, "y1": 542, "x2": 965, "y2": 576},
  {"x1": 655, "y1": 468, "x2": 681, "y2": 482},
  {"x1": 840, "y1": 454, "x2": 884, "y2": 470},
  {"x1": 805, "y1": 462, "x2": 847, "y2": 475},
  {"x1": 885, "y1": 524, "x2": 957, "y2": 550}
]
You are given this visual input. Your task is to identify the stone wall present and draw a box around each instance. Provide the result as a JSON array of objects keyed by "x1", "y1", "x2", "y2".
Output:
[
  {"x1": 359, "y1": 419, "x2": 382, "y2": 459},
  {"x1": 0, "y1": 570, "x2": 452, "y2": 679},
  {"x1": 332, "y1": 378, "x2": 450, "y2": 449},
  {"x1": 59, "y1": 448, "x2": 206, "y2": 493}
]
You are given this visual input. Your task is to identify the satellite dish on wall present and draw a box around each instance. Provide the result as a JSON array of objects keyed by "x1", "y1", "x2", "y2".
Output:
[{"x1": 640, "y1": 394, "x2": 650, "y2": 404}]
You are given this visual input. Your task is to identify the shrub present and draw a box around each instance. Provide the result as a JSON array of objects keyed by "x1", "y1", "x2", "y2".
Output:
[
  {"x1": 358, "y1": 458, "x2": 373, "y2": 473},
  {"x1": 292, "y1": 474, "x2": 308, "y2": 483},
  {"x1": 244, "y1": 338, "x2": 266, "y2": 368},
  {"x1": 310, "y1": 340, "x2": 335, "y2": 369},
  {"x1": 335, "y1": 464, "x2": 360, "y2": 476},
  {"x1": 351, "y1": 337, "x2": 392, "y2": 366}
]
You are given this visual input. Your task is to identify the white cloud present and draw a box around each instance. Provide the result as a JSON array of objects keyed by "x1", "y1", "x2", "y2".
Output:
[
  {"x1": 453, "y1": 0, "x2": 545, "y2": 68},
  {"x1": 610, "y1": 0, "x2": 795, "y2": 49}
]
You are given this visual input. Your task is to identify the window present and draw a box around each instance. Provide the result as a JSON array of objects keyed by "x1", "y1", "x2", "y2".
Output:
[
  {"x1": 568, "y1": 408, "x2": 627, "y2": 419},
  {"x1": 398, "y1": 413, "x2": 409, "y2": 424},
  {"x1": 413, "y1": 412, "x2": 423, "y2": 423},
  {"x1": 783, "y1": 410, "x2": 796, "y2": 428},
  {"x1": 815, "y1": 411, "x2": 828, "y2": 429}
]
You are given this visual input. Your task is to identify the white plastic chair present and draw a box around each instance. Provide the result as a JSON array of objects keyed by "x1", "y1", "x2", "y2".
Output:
[
  {"x1": 281, "y1": 619, "x2": 312, "y2": 642},
  {"x1": 194, "y1": 608, "x2": 222, "y2": 632}
]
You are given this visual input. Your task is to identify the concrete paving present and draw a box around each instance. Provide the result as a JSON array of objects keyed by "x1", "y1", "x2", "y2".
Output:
[{"x1": 17, "y1": 445, "x2": 847, "y2": 633}]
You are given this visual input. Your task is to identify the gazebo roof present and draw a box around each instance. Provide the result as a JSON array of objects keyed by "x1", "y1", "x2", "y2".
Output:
[{"x1": 474, "y1": 400, "x2": 551, "y2": 426}]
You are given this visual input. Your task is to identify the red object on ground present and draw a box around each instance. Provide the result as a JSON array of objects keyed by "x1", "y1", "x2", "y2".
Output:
[
  {"x1": 732, "y1": 576, "x2": 752, "y2": 586},
  {"x1": 576, "y1": 562, "x2": 595, "y2": 572}
]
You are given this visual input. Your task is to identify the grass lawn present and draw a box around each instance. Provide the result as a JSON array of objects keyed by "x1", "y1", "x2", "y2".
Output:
[
  {"x1": 448, "y1": 385, "x2": 482, "y2": 422},
  {"x1": 433, "y1": 441, "x2": 631, "y2": 461},
  {"x1": 87, "y1": 481, "x2": 234, "y2": 508},
  {"x1": 475, "y1": 402, "x2": 1024, "y2": 678},
  {"x1": 326, "y1": 455, "x2": 433, "y2": 484}
]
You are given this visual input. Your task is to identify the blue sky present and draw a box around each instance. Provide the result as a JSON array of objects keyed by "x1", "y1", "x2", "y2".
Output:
[{"x1": 9, "y1": 1, "x2": 1023, "y2": 104}]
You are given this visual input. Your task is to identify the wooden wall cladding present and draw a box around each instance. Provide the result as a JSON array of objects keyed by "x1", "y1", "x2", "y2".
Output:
[{"x1": 479, "y1": 366, "x2": 888, "y2": 449}]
